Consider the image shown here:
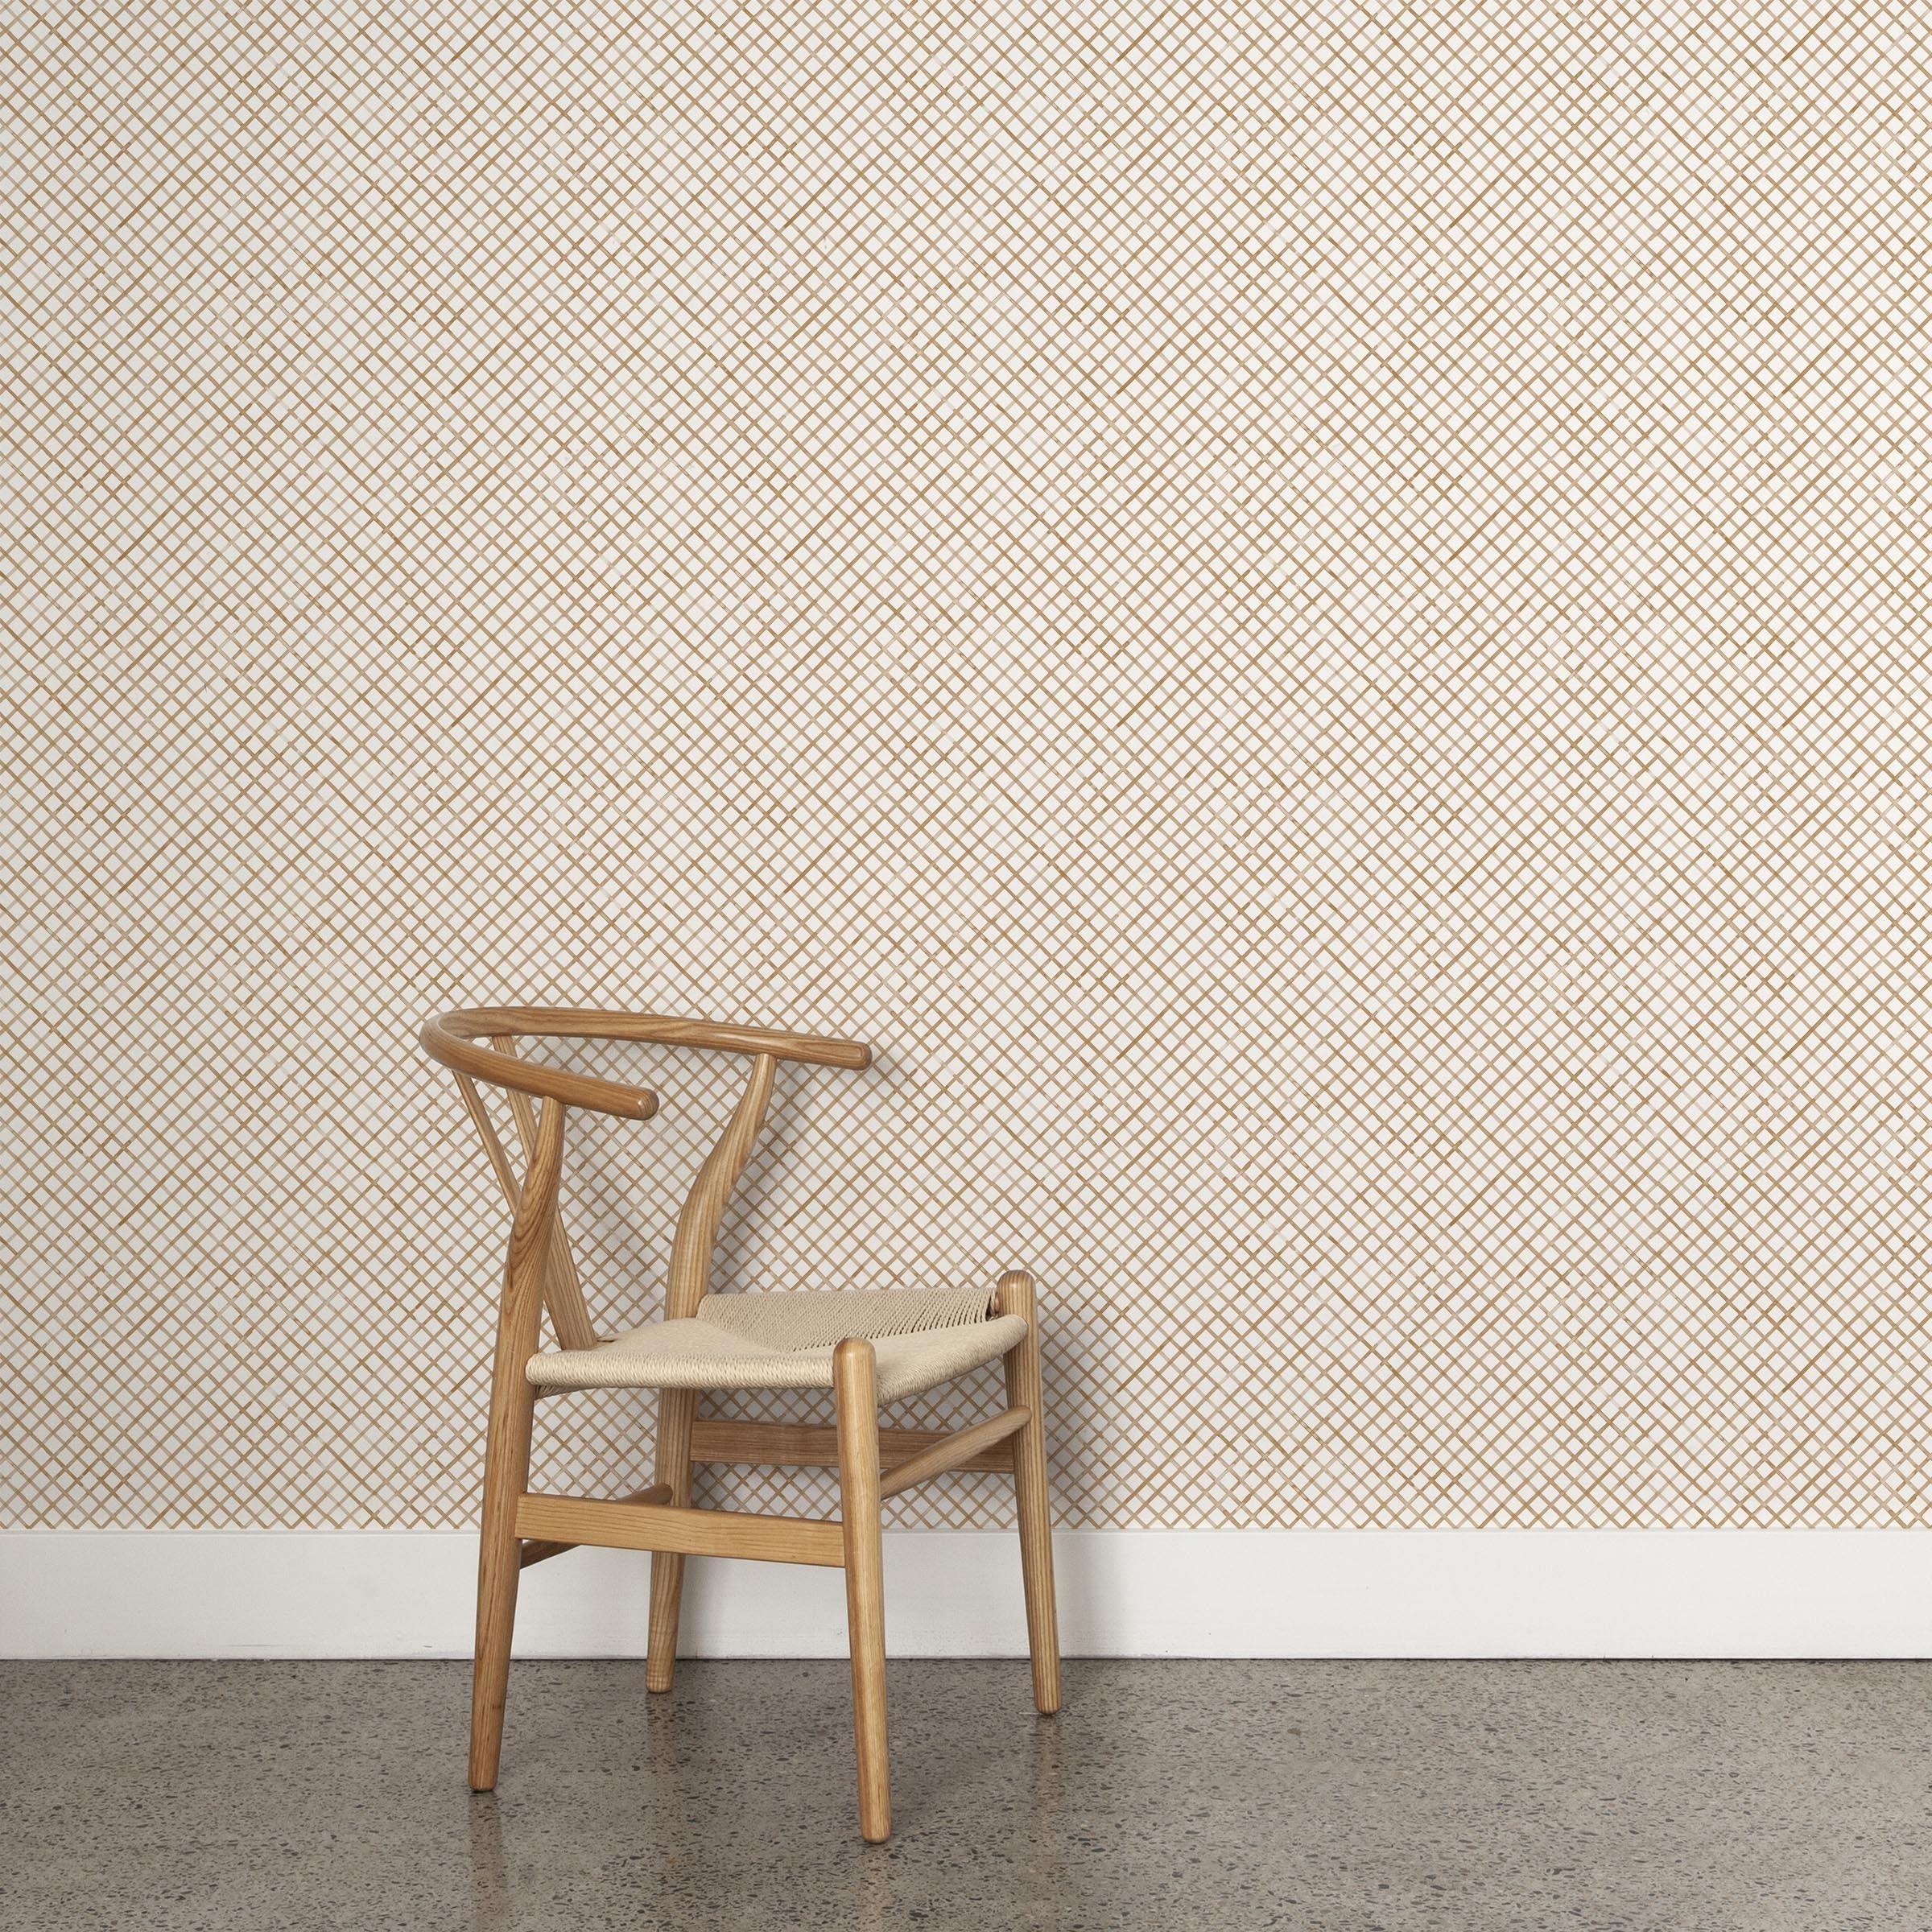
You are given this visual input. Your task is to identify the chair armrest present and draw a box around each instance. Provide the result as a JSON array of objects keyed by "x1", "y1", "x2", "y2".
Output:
[{"x1": 420, "y1": 1012, "x2": 660, "y2": 1120}]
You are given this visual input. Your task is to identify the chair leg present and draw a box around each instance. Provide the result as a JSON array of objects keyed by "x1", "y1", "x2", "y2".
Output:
[
  {"x1": 645, "y1": 1386, "x2": 699, "y2": 1693},
  {"x1": 834, "y1": 1338, "x2": 891, "y2": 1843},
  {"x1": 997, "y1": 1269, "x2": 1062, "y2": 1715},
  {"x1": 470, "y1": 1356, "x2": 537, "y2": 1790}
]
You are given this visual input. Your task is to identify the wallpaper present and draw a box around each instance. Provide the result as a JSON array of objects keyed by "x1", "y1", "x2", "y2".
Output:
[{"x1": 4, "y1": 0, "x2": 1925, "y2": 1529}]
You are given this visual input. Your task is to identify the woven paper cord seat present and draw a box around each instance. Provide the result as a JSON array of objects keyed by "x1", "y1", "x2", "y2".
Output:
[{"x1": 529, "y1": 1286, "x2": 1029, "y2": 1404}]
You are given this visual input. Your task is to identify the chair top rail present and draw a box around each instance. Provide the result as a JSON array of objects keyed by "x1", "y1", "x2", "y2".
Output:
[
  {"x1": 422, "y1": 1017, "x2": 658, "y2": 1119},
  {"x1": 421, "y1": 1006, "x2": 873, "y2": 1119}
]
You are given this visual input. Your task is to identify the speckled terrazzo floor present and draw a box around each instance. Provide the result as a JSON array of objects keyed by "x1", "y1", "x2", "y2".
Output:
[{"x1": 6, "y1": 1659, "x2": 1929, "y2": 1930}]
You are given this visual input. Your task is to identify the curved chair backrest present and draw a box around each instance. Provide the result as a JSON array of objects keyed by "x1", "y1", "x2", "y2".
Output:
[{"x1": 423, "y1": 1007, "x2": 874, "y2": 1346}]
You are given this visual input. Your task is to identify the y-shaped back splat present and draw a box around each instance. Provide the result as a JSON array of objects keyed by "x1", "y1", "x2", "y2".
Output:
[
  {"x1": 664, "y1": 1054, "x2": 777, "y2": 1319},
  {"x1": 453, "y1": 1049, "x2": 600, "y2": 1352},
  {"x1": 423, "y1": 1008, "x2": 872, "y2": 1339}
]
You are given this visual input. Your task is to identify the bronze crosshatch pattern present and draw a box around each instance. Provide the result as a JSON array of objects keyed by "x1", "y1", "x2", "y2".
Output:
[{"x1": 3, "y1": 2, "x2": 1926, "y2": 1530}]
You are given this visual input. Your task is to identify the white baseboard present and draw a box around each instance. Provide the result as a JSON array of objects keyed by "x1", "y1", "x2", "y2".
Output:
[{"x1": 3, "y1": 1530, "x2": 1930, "y2": 1660}]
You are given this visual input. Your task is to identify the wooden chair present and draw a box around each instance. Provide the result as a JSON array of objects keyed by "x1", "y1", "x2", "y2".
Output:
[{"x1": 421, "y1": 1005, "x2": 1062, "y2": 1842}]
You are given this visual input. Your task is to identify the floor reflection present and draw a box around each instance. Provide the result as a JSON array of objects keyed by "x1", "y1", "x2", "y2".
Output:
[
  {"x1": 466, "y1": 1795, "x2": 513, "y2": 1932},
  {"x1": 18, "y1": 1658, "x2": 1898, "y2": 1932}
]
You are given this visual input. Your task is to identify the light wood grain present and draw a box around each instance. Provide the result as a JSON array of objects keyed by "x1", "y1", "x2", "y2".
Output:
[
  {"x1": 645, "y1": 1386, "x2": 699, "y2": 1691},
  {"x1": 834, "y1": 1338, "x2": 891, "y2": 1842},
  {"x1": 666, "y1": 1053, "x2": 777, "y2": 1319},
  {"x1": 648, "y1": 1051, "x2": 781, "y2": 1689},
  {"x1": 486, "y1": 1039, "x2": 600, "y2": 1353},
  {"x1": 420, "y1": 1008, "x2": 873, "y2": 1125},
  {"x1": 518, "y1": 1483, "x2": 671, "y2": 1566},
  {"x1": 689, "y1": 1416, "x2": 1020, "y2": 1475},
  {"x1": 877, "y1": 1408, "x2": 1031, "y2": 1499},
  {"x1": 453, "y1": 1070, "x2": 521, "y2": 1208},
  {"x1": 423, "y1": 1014, "x2": 659, "y2": 1119},
  {"x1": 515, "y1": 1492, "x2": 845, "y2": 1567},
  {"x1": 997, "y1": 1269, "x2": 1062, "y2": 1716},
  {"x1": 469, "y1": 1094, "x2": 564, "y2": 1791}
]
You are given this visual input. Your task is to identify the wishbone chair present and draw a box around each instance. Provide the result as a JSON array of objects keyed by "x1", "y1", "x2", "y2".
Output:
[{"x1": 421, "y1": 1006, "x2": 1061, "y2": 1842}]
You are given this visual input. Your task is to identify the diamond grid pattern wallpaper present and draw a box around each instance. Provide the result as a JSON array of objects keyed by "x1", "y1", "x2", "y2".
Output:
[{"x1": 4, "y1": 0, "x2": 1927, "y2": 1530}]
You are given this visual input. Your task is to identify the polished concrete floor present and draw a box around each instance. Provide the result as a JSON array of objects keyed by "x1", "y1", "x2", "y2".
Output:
[{"x1": 6, "y1": 1658, "x2": 1930, "y2": 1930}]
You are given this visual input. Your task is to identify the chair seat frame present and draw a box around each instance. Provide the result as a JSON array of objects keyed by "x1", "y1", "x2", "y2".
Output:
[{"x1": 423, "y1": 1006, "x2": 1062, "y2": 1843}]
